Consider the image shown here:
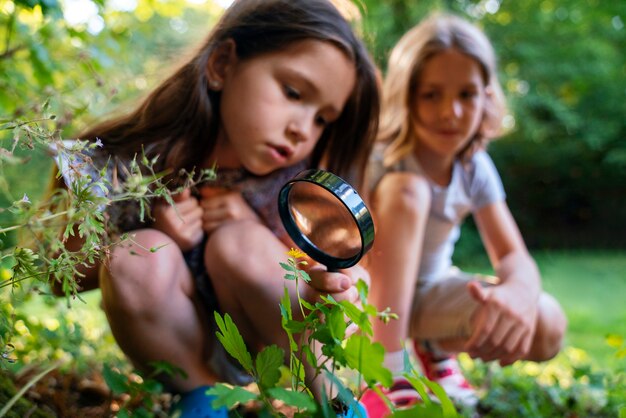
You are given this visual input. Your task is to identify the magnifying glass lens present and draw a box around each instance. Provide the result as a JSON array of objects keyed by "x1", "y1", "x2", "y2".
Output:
[{"x1": 287, "y1": 181, "x2": 361, "y2": 259}]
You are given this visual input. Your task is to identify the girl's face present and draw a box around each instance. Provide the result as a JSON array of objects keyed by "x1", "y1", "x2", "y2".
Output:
[
  {"x1": 213, "y1": 39, "x2": 356, "y2": 175},
  {"x1": 412, "y1": 48, "x2": 487, "y2": 159}
]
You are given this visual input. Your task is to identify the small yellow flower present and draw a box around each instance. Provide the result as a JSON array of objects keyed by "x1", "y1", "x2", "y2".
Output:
[{"x1": 286, "y1": 248, "x2": 306, "y2": 259}]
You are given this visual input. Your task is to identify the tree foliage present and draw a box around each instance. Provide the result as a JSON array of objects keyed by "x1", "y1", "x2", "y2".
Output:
[{"x1": 359, "y1": 0, "x2": 626, "y2": 248}]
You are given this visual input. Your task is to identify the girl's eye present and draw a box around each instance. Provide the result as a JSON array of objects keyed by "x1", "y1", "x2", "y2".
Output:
[
  {"x1": 314, "y1": 115, "x2": 329, "y2": 127},
  {"x1": 420, "y1": 91, "x2": 438, "y2": 100},
  {"x1": 284, "y1": 85, "x2": 301, "y2": 100},
  {"x1": 461, "y1": 90, "x2": 478, "y2": 99}
]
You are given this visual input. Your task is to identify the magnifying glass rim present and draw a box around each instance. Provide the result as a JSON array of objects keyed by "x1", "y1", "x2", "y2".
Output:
[{"x1": 278, "y1": 169, "x2": 374, "y2": 269}]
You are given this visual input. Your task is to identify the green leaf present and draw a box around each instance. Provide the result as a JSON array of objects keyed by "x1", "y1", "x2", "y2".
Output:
[
  {"x1": 148, "y1": 360, "x2": 187, "y2": 379},
  {"x1": 343, "y1": 335, "x2": 391, "y2": 387},
  {"x1": 324, "y1": 372, "x2": 362, "y2": 418},
  {"x1": 267, "y1": 387, "x2": 317, "y2": 412},
  {"x1": 280, "y1": 262, "x2": 296, "y2": 272},
  {"x1": 101, "y1": 365, "x2": 128, "y2": 395},
  {"x1": 389, "y1": 404, "x2": 446, "y2": 417},
  {"x1": 419, "y1": 377, "x2": 457, "y2": 417},
  {"x1": 326, "y1": 305, "x2": 346, "y2": 341},
  {"x1": 299, "y1": 345, "x2": 316, "y2": 370},
  {"x1": 207, "y1": 384, "x2": 258, "y2": 409},
  {"x1": 283, "y1": 319, "x2": 307, "y2": 334},
  {"x1": 256, "y1": 345, "x2": 284, "y2": 390},
  {"x1": 311, "y1": 324, "x2": 335, "y2": 345},
  {"x1": 404, "y1": 374, "x2": 432, "y2": 406},
  {"x1": 280, "y1": 287, "x2": 298, "y2": 352},
  {"x1": 340, "y1": 300, "x2": 372, "y2": 336},
  {"x1": 299, "y1": 269, "x2": 311, "y2": 283},
  {"x1": 214, "y1": 312, "x2": 253, "y2": 373}
]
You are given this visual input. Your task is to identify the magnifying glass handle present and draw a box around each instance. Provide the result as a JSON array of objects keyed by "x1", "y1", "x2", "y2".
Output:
[{"x1": 327, "y1": 266, "x2": 339, "y2": 273}]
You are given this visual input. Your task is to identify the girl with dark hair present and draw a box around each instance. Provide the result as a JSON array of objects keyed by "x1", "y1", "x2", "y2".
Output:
[{"x1": 56, "y1": 1, "x2": 379, "y2": 415}]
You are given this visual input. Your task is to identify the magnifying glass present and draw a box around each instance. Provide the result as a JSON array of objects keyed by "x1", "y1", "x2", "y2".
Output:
[{"x1": 278, "y1": 169, "x2": 374, "y2": 270}]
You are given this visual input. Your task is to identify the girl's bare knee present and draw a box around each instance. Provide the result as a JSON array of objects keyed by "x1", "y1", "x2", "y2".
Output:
[
  {"x1": 205, "y1": 221, "x2": 280, "y2": 294},
  {"x1": 103, "y1": 229, "x2": 186, "y2": 314},
  {"x1": 530, "y1": 293, "x2": 567, "y2": 361}
]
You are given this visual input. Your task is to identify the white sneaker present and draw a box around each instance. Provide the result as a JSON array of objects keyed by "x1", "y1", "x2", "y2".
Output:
[{"x1": 413, "y1": 341, "x2": 478, "y2": 408}]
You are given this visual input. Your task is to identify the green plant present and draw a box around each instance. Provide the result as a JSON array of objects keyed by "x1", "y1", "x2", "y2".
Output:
[
  {"x1": 0, "y1": 116, "x2": 214, "y2": 415},
  {"x1": 208, "y1": 249, "x2": 458, "y2": 417},
  {"x1": 101, "y1": 361, "x2": 186, "y2": 418}
]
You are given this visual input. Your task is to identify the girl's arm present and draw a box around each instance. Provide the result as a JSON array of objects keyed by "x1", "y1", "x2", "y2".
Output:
[
  {"x1": 474, "y1": 200, "x2": 541, "y2": 298},
  {"x1": 465, "y1": 200, "x2": 542, "y2": 365}
]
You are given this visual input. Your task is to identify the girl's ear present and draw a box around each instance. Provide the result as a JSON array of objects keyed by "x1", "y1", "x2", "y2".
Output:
[{"x1": 206, "y1": 39, "x2": 238, "y2": 91}]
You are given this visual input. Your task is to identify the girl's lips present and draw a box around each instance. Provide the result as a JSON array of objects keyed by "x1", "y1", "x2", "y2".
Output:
[
  {"x1": 267, "y1": 143, "x2": 294, "y2": 162},
  {"x1": 438, "y1": 129, "x2": 459, "y2": 136}
]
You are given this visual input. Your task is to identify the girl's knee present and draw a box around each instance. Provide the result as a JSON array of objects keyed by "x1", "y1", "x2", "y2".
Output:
[
  {"x1": 204, "y1": 220, "x2": 278, "y2": 288},
  {"x1": 205, "y1": 221, "x2": 271, "y2": 264},
  {"x1": 103, "y1": 229, "x2": 187, "y2": 311},
  {"x1": 531, "y1": 293, "x2": 567, "y2": 361}
]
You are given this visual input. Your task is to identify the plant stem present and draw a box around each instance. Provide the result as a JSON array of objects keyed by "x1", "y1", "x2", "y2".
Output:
[
  {"x1": 0, "y1": 210, "x2": 70, "y2": 234},
  {"x1": 0, "y1": 363, "x2": 58, "y2": 417}
]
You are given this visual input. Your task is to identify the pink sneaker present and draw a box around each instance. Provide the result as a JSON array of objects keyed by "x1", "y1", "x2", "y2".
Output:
[
  {"x1": 413, "y1": 341, "x2": 478, "y2": 407},
  {"x1": 360, "y1": 376, "x2": 422, "y2": 417}
]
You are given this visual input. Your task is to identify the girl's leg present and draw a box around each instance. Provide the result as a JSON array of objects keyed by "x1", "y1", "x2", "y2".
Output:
[
  {"x1": 360, "y1": 173, "x2": 431, "y2": 414},
  {"x1": 369, "y1": 172, "x2": 431, "y2": 353},
  {"x1": 525, "y1": 293, "x2": 567, "y2": 361},
  {"x1": 204, "y1": 220, "x2": 294, "y2": 352},
  {"x1": 100, "y1": 228, "x2": 218, "y2": 392},
  {"x1": 205, "y1": 220, "x2": 352, "y2": 400},
  {"x1": 412, "y1": 279, "x2": 566, "y2": 361}
]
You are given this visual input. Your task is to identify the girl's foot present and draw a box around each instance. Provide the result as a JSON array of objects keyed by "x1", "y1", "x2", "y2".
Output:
[
  {"x1": 360, "y1": 376, "x2": 422, "y2": 417},
  {"x1": 413, "y1": 341, "x2": 478, "y2": 407}
]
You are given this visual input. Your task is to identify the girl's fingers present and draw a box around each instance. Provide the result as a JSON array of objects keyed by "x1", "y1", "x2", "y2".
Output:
[
  {"x1": 466, "y1": 305, "x2": 496, "y2": 353},
  {"x1": 310, "y1": 272, "x2": 352, "y2": 294},
  {"x1": 499, "y1": 325, "x2": 527, "y2": 366},
  {"x1": 172, "y1": 188, "x2": 192, "y2": 203},
  {"x1": 199, "y1": 186, "x2": 230, "y2": 199}
]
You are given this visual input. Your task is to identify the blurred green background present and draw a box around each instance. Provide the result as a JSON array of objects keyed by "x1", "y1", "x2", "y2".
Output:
[{"x1": 0, "y1": 0, "x2": 625, "y2": 415}]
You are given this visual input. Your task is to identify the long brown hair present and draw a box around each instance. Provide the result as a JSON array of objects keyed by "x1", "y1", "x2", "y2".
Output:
[{"x1": 78, "y1": 0, "x2": 379, "y2": 189}]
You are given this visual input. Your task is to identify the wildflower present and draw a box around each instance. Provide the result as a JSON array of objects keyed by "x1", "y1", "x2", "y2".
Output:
[
  {"x1": 286, "y1": 248, "x2": 306, "y2": 259},
  {"x1": 95, "y1": 137, "x2": 104, "y2": 148},
  {"x1": 21, "y1": 193, "x2": 30, "y2": 204}
]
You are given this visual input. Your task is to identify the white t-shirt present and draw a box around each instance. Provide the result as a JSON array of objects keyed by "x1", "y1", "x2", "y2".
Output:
[{"x1": 368, "y1": 148, "x2": 506, "y2": 282}]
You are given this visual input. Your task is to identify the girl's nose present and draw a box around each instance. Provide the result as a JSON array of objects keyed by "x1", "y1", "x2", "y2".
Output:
[
  {"x1": 287, "y1": 113, "x2": 316, "y2": 144},
  {"x1": 440, "y1": 97, "x2": 462, "y2": 120}
]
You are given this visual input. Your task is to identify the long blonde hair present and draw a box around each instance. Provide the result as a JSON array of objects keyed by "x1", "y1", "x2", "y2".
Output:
[{"x1": 379, "y1": 13, "x2": 507, "y2": 167}]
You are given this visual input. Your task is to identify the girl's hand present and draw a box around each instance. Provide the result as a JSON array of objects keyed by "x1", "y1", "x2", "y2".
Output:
[
  {"x1": 304, "y1": 264, "x2": 370, "y2": 336},
  {"x1": 304, "y1": 264, "x2": 370, "y2": 306},
  {"x1": 152, "y1": 189, "x2": 204, "y2": 252},
  {"x1": 199, "y1": 186, "x2": 261, "y2": 234},
  {"x1": 465, "y1": 281, "x2": 539, "y2": 366}
]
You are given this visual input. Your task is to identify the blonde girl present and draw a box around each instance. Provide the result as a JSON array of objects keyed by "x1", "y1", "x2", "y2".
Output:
[{"x1": 363, "y1": 13, "x2": 566, "y2": 414}]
